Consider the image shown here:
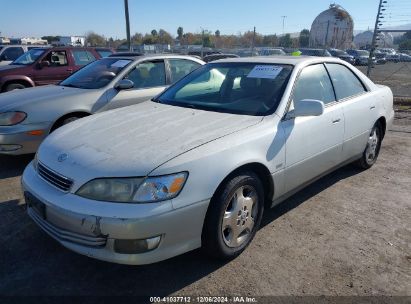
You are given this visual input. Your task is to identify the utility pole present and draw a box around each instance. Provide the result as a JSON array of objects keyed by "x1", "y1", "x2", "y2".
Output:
[
  {"x1": 124, "y1": 0, "x2": 131, "y2": 51},
  {"x1": 251, "y1": 26, "x2": 256, "y2": 56},
  {"x1": 201, "y1": 28, "x2": 204, "y2": 58},
  {"x1": 367, "y1": 0, "x2": 386, "y2": 77},
  {"x1": 281, "y1": 16, "x2": 287, "y2": 35}
]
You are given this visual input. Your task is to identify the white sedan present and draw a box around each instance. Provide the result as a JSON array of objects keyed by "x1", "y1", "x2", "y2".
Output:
[{"x1": 22, "y1": 56, "x2": 394, "y2": 265}]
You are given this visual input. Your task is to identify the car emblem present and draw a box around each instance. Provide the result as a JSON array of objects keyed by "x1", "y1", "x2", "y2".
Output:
[{"x1": 58, "y1": 153, "x2": 68, "y2": 162}]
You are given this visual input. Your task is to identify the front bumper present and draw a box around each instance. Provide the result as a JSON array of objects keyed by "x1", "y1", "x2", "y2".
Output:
[
  {"x1": 0, "y1": 123, "x2": 50, "y2": 155},
  {"x1": 22, "y1": 163, "x2": 210, "y2": 265}
]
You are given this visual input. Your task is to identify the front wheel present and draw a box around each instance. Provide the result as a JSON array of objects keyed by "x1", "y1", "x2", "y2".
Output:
[
  {"x1": 5, "y1": 83, "x2": 26, "y2": 92},
  {"x1": 202, "y1": 171, "x2": 265, "y2": 260},
  {"x1": 355, "y1": 122, "x2": 382, "y2": 169}
]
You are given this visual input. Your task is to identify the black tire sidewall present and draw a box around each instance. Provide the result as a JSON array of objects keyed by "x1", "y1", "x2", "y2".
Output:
[
  {"x1": 203, "y1": 171, "x2": 265, "y2": 259},
  {"x1": 6, "y1": 83, "x2": 26, "y2": 91}
]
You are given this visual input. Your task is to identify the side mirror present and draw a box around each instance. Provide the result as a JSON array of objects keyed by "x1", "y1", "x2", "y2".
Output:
[
  {"x1": 294, "y1": 99, "x2": 324, "y2": 117},
  {"x1": 114, "y1": 79, "x2": 134, "y2": 90},
  {"x1": 38, "y1": 61, "x2": 50, "y2": 69}
]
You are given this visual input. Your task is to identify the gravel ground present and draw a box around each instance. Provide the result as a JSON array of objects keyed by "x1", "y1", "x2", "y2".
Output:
[{"x1": 0, "y1": 111, "x2": 410, "y2": 298}]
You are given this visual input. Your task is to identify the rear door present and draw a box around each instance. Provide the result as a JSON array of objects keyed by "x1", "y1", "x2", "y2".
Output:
[
  {"x1": 104, "y1": 59, "x2": 168, "y2": 110},
  {"x1": 281, "y1": 63, "x2": 345, "y2": 193},
  {"x1": 32, "y1": 50, "x2": 73, "y2": 85},
  {"x1": 325, "y1": 63, "x2": 376, "y2": 161}
]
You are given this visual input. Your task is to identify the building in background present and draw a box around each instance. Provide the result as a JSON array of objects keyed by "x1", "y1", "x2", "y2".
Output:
[
  {"x1": 0, "y1": 37, "x2": 11, "y2": 44},
  {"x1": 309, "y1": 4, "x2": 354, "y2": 49},
  {"x1": 59, "y1": 36, "x2": 85, "y2": 46},
  {"x1": 20, "y1": 37, "x2": 48, "y2": 45},
  {"x1": 354, "y1": 30, "x2": 394, "y2": 49}
]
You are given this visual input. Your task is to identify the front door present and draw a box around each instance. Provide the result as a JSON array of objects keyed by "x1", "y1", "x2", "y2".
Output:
[
  {"x1": 32, "y1": 50, "x2": 73, "y2": 85},
  {"x1": 104, "y1": 60, "x2": 168, "y2": 110},
  {"x1": 281, "y1": 63, "x2": 345, "y2": 193}
]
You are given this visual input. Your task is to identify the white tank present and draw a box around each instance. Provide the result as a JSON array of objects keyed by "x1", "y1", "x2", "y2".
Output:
[
  {"x1": 354, "y1": 31, "x2": 394, "y2": 48},
  {"x1": 309, "y1": 4, "x2": 354, "y2": 49}
]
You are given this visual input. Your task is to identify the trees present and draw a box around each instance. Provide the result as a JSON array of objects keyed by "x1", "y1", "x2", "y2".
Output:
[
  {"x1": 151, "y1": 29, "x2": 158, "y2": 36},
  {"x1": 177, "y1": 27, "x2": 184, "y2": 40},
  {"x1": 85, "y1": 32, "x2": 106, "y2": 46},
  {"x1": 299, "y1": 29, "x2": 310, "y2": 47},
  {"x1": 279, "y1": 34, "x2": 292, "y2": 47}
]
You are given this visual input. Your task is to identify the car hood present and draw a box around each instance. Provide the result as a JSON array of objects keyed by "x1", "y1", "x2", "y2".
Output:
[
  {"x1": 0, "y1": 64, "x2": 24, "y2": 72},
  {"x1": 0, "y1": 85, "x2": 89, "y2": 112},
  {"x1": 38, "y1": 102, "x2": 263, "y2": 186}
]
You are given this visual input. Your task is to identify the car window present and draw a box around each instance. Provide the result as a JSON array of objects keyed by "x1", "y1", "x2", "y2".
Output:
[
  {"x1": 168, "y1": 59, "x2": 201, "y2": 83},
  {"x1": 291, "y1": 64, "x2": 335, "y2": 109},
  {"x1": 72, "y1": 50, "x2": 96, "y2": 66},
  {"x1": 125, "y1": 60, "x2": 166, "y2": 89},
  {"x1": 43, "y1": 51, "x2": 68, "y2": 66},
  {"x1": 325, "y1": 63, "x2": 366, "y2": 100},
  {"x1": 1, "y1": 47, "x2": 24, "y2": 61}
]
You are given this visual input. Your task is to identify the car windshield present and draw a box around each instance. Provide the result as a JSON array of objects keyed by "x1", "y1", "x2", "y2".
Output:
[
  {"x1": 157, "y1": 62, "x2": 293, "y2": 116},
  {"x1": 331, "y1": 50, "x2": 347, "y2": 56},
  {"x1": 12, "y1": 49, "x2": 46, "y2": 65},
  {"x1": 357, "y1": 50, "x2": 369, "y2": 56},
  {"x1": 60, "y1": 58, "x2": 132, "y2": 89}
]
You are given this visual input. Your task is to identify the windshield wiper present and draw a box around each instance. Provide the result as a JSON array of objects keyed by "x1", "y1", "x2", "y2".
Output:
[{"x1": 60, "y1": 84, "x2": 83, "y2": 89}]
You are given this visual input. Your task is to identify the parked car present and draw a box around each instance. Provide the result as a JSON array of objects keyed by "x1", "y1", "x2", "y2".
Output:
[
  {"x1": 399, "y1": 53, "x2": 411, "y2": 62},
  {"x1": 203, "y1": 53, "x2": 239, "y2": 62},
  {"x1": 299, "y1": 48, "x2": 332, "y2": 57},
  {"x1": 0, "y1": 47, "x2": 113, "y2": 92},
  {"x1": 346, "y1": 49, "x2": 375, "y2": 66},
  {"x1": 374, "y1": 51, "x2": 387, "y2": 65},
  {"x1": 259, "y1": 48, "x2": 286, "y2": 56},
  {"x1": 22, "y1": 56, "x2": 394, "y2": 265},
  {"x1": 0, "y1": 45, "x2": 50, "y2": 66},
  {"x1": 328, "y1": 48, "x2": 355, "y2": 64},
  {"x1": 0, "y1": 54, "x2": 204, "y2": 154}
]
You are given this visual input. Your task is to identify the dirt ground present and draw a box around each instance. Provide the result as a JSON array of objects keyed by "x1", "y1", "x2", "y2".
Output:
[
  {"x1": 358, "y1": 62, "x2": 411, "y2": 98},
  {"x1": 0, "y1": 110, "x2": 410, "y2": 299}
]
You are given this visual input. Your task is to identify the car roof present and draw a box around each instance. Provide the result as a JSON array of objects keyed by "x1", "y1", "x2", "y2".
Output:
[
  {"x1": 213, "y1": 55, "x2": 343, "y2": 65},
  {"x1": 108, "y1": 53, "x2": 205, "y2": 62}
]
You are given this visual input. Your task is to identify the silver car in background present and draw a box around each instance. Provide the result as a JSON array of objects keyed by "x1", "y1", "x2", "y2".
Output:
[
  {"x1": 22, "y1": 56, "x2": 394, "y2": 265},
  {"x1": 0, "y1": 54, "x2": 204, "y2": 154}
]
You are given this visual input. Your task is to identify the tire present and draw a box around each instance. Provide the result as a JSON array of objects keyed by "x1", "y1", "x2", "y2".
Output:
[
  {"x1": 51, "y1": 116, "x2": 83, "y2": 132},
  {"x1": 202, "y1": 171, "x2": 265, "y2": 260},
  {"x1": 5, "y1": 83, "x2": 26, "y2": 92},
  {"x1": 355, "y1": 122, "x2": 382, "y2": 169}
]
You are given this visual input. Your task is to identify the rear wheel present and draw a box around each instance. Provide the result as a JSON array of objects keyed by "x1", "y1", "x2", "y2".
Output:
[
  {"x1": 202, "y1": 171, "x2": 264, "y2": 259},
  {"x1": 5, "y1": 83, "x2": 26, "y2": 92},
  {"x1": 355, "y1": 122, "x2": 382, "y2": 169}
]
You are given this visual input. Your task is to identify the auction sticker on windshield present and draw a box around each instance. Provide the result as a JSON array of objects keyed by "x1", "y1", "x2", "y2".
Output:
[
  {"x1": 111, "y1": 60, "x2": 131, "y2": 68},
  {"x1": 247, "y1": 65, "x2": 283, "y2": 79}
]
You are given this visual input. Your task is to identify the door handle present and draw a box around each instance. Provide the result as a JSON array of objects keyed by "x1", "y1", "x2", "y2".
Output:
[
  {"x1": 66, "y1": 69, "x2": 73, "y2": 73},
  {"x1": 370, "y1": 105, "x2": 376, "y2": 110},
  {"x1": 332, "y1": 118, "x2": 341, "y2": 124}
]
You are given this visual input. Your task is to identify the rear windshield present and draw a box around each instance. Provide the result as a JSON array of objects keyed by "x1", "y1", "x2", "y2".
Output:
[{"x1": 157, "y1": 62, "x2": 293, "y2": 116}]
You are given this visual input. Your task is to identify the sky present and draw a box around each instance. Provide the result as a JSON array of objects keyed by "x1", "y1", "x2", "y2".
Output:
[{"x1": 1, "y1": 0, "x2": 409, "y2": 39}]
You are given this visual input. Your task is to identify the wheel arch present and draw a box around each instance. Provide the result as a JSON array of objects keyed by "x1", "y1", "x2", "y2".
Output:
[
  {"x1": 50, "y1": 111, "x2": 91, "y2": 132},
  {"x1": 376, "y1": 116, "x2": 387, "y2": 139},
  {"x1": 1, "y1": 79, "x2": 33, "y2": 92},
  {"x1": 211, "y1": 162, "x2": 274, "y2": 208}
]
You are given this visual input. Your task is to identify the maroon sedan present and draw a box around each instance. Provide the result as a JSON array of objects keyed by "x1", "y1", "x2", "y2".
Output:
[{"x1": 0, "y1": 47, "x2": 113, "y2": 92}]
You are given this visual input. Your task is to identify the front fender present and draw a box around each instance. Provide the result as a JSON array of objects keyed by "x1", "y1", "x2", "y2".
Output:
[{"x1": 0, "y1": 75, "x2": 35, "y2": 90}]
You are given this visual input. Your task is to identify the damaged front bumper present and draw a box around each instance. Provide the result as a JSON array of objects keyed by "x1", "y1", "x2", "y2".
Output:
[{"x1": 22, "y1": 162, "x2": 209, "y2": 265}]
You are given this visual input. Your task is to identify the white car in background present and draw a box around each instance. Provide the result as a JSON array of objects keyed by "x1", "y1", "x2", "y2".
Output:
[
  {"x1": 22, "y1": 56, "x2": 394, "y2": 265},
  {"x1": 0, "y1": 54, "x2": 204, "y2": 154}
]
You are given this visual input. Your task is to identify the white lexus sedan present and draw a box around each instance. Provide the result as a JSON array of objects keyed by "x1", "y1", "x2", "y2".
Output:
[{"x1": 22, "y1": 56, "x2": 394, "y2": 265}]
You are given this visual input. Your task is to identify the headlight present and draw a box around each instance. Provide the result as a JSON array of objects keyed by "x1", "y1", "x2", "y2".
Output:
[
  {"x1": 76, "y1": 172, "x2": 188, "y2": 203},
  {"x1": 0, "y1": 111, "x2": 27, "y2": 126}
]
